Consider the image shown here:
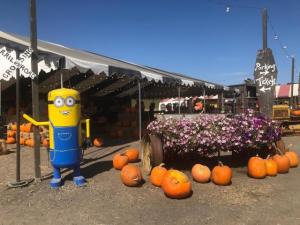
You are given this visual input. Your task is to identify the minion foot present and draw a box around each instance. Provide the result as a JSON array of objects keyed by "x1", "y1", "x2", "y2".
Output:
[
  {"x1": 50, "y1": 178, "x2": 62, "y2": 188},
  {"x1": 73, "y1": 176, "x2": 86, "y2": 186}
]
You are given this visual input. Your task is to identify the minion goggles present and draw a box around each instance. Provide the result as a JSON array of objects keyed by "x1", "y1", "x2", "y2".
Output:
[{"x1": 48, "y1": 96, "x2": 80, "y2": 107}]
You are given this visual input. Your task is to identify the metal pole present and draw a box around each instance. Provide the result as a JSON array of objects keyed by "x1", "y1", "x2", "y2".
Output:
[
  {"x1": 178, "y1": 86, "x2": 181, "y2": 115},
  {"x1": 203, "y1": 88, "x2": 206, "y2": 113},
  {"x1": 30, "y1": 0, "x2": 41, "y2": 179},
  {"x1": 233, "y1": 91, "x2": 236, "y2": 114},
  {"x1": 138, "y1": 80, "x2": 142, "y2": 142},
  {"x1": 0, "y1": 81, "x2": 1, "y2": 116},
  {"x1": 298, "y1": 72, "x2": 300, "y2": 106},
  {"x1": 16, "y1": 51, "x2": 21, "y2": 182},
  {"x1": 7, "y1": 51, "x2": 30, "y2": 188},
  {"x1": 60, "y1": 72, "x2": 63, "y2": 88},
  {"x1": 221, "y1": 91, "x2": 225, "y2": 113},
  {"x1": 290, "y1": 57, "x2": 295, "y2": 108},
  {"x1": 262, "y1": 9, "x2": 267, "y2": 49}
]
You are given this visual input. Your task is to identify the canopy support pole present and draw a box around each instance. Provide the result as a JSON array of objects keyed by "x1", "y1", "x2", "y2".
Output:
[
  {"x1": 16, "y1": 51, "x2": 21, "y2": 183},
  {"x1": 138, "y1": 79, "x2": 142, "y2": 142},
  {"x1": 8, "y1": 51, "x2": 30, "y2": 188},
  {"x1": 30, "y1": 0, "x2": 41, "y2": 180}
]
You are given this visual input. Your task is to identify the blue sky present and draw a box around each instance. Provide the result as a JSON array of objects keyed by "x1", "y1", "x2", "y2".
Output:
[{"x1": 0, "y1": 0, "x2": 299, "y2": 85}]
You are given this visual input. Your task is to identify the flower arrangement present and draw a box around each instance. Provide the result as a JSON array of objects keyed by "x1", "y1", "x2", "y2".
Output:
[{"x1": 147, "y1": 110, "x2": 281, "y2": 156}]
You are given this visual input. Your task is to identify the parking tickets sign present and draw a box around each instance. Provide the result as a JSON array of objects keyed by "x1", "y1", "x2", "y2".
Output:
[
  {"x1": 0, "y1": 46, "x2": 37, "y2": 81},
  {"x1": 254, "y1": 48, "x2": 278, "y2": 118}
]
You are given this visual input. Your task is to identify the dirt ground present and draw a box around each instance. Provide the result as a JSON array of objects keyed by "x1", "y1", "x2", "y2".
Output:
[{"x1": 0, "y1": 136, "x2": 299, "y2": 225}]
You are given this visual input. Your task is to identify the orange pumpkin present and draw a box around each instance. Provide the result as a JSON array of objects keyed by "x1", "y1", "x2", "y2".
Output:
[
  {"x1": 150, "y1": 164, "x2": 167, "y2": 187},
  {"x1": 191, "y1": 164, "x2": 211, "y2": 183},
  {"x1": 264, "y1": 156, "x2": 278, "y2": 176},
  {"x1": 273, "y1": 154, "x2": 290, "y2": 173},
  {"x1": 23, "y1": 123, "x2": 32, "y2": 133},
  {"x1": 6, "y1": 137, "x2": 16, "y2": 144},
  {"x1": 11, "y1": 123, "x2": 17, "y2": 131},
  {"x1": 25, "y1": 138, "x2": 35, "y2": 147},
  {"x1": 113, "y1": 154, "x2": 129, "y2": 170},
  {"x1": 93, "y1": 138, "x2": 103, "y2": 147},
  {"x1": 20, "y1": 124, "x2": 26, "y2": 132},
  {"x1": 120, "y1": 164, "x2": 143, "y2": 187},
  {"x1": 291, "y1": 109, "x2": 300, "y2": 116},
  {"x1": 7, "y1": 130, "x2": 16, "y2": 137},
  {"x1": 20, "y1": 137, "x2": 26, "y2": 145},
  {"x1": 211, "y1": 161, "x2": 232, "y2": 186},
  {"x1": 42, "y1": 139, "x2": 49, "y2": 148},
  {"x1": 124, "y1": 147, "x2": 139, "y2": 163},
  {"x1": 161, "y1": 169, "x2": 192, "y2": 199},
  {"x1": 285, "y1": 151, "x2": 299, "y2": 168},
  {"x1": 247, "y1": 156, "x2": 267, "y2": 179}
]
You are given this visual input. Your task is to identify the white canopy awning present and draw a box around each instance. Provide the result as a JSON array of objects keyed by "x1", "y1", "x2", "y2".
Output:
[{"x1": 0, "y1": 30, "x2": 231, "y2": 96}]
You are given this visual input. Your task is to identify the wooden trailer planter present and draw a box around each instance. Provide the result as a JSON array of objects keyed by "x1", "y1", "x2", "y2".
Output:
[{"x1": 142, "y1": 134, "x2": 164, "y2": 174}]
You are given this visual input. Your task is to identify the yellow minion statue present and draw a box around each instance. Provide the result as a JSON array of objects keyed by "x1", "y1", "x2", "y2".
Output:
[{"x1": 23, "y1": 88, "x2": 90, "y2": 188}]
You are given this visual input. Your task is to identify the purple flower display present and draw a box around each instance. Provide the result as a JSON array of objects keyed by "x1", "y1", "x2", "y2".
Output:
[{"x1": 147, "y1": 110, "x2": 281, "y2": 156}]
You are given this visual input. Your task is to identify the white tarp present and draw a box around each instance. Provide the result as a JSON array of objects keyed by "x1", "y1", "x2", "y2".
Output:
[
  {"x1": 65, "y1": 56, "x2": 108, "y2": 75},
  {"x1": 140, "y1": 71, "x2": 163, "y2": 82}
]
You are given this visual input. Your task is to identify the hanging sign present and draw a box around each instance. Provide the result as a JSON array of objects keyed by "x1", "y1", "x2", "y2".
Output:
[
  {"x1": 254, "y1": 48, "x2": 278, "y2": 117},
  {"x1": 0, "y1": 46, "x2": 37, "y2": 81}
]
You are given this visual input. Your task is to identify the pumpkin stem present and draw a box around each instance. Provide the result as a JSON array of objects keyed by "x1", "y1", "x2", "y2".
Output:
[
  {"x1": 159, "y1": 163, "x2": 165, "y2": 167},
  {"x1": 218, "y1": 161, "x2": 224, "y2": 167},
  {"x1": 133, "y1": 177, "x2": 140, "y2": 181},
  {"x1": 266, "y1": 154, "x2": 270, "y2": 159}
]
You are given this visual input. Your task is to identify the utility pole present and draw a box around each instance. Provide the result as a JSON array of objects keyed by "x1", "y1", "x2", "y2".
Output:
[
  {"x1": 262, "y1": 9, "x2": 267, "y2": 50},
  {"x1": 30, "y1": 0, "x2": 41, "y2": 179},
  {"x1": 298, "y1": 72, "x2": 300, "y2": 106},
  {"x1": 290, "y1": 57, "x2": 295, "y2": 108}
]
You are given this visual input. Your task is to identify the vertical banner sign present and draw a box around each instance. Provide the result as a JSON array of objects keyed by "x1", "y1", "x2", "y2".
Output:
[{"x1": 254, "y1": 48, "x2": 277, "y2": 118}]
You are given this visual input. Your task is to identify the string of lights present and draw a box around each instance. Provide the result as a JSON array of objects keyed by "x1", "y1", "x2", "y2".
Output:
[{"x1": 207, "y1": 0, "x2": 299, "y2": 77}]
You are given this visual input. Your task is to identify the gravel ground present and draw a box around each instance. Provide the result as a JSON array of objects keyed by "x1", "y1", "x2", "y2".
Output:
[{"x1": 0, "y1": 136, "x2": 299, "y2": 225}]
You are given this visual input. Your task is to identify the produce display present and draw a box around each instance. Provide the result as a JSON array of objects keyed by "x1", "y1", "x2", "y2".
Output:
[
  {"x1": 6, "y1": 122, "x2": 49, "y2": 147},
  {"x1": 147, "y1": 110, "x2": 281, "y2": 156}
]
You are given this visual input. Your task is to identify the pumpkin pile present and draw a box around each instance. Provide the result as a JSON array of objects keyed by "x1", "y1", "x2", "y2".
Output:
[
  {"x1": 113, "y1": 147, "x2": 143, "y2": 187},
  {"x1": 6, "y1": 122, "x2": 49, "y2": 148},
  {"x1": 247, "y1": 149, "x2": 299, "y2": 179},
  {"x1": 112, "y1": 141, "x2": 298, "y2": 200},
  {"x1": 150, "y1": 164, "x2": 192, "y2": 199}
]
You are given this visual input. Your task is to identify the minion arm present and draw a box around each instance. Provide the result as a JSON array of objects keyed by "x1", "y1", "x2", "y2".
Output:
[
  {"x1": 81, "y1": 119, "x2": 90, "y2": 138},
  {"x1": 23, "y1": 114, "x2": 50, "y2": 126}
]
